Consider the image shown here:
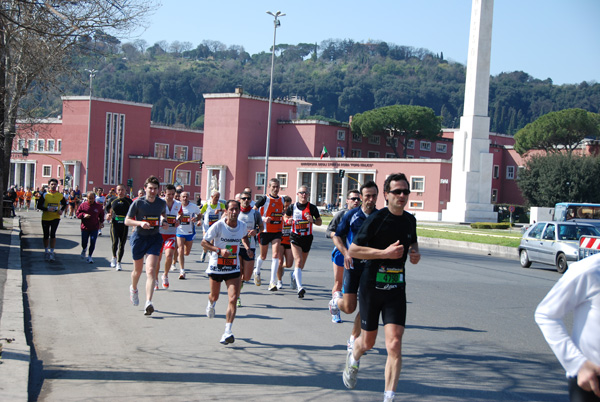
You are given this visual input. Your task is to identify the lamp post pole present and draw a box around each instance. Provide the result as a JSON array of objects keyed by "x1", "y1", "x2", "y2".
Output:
[
  {"x1": 263, "y1": 10, "x2": 285, "y2": 192},
  {"x1": 84, "y1": 68, "x2": 97, "y2": 193}
]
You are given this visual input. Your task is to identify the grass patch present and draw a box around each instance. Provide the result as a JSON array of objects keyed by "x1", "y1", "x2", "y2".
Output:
[{"x1": 418, "y1": 228, "x2": 521, "y2": 248}]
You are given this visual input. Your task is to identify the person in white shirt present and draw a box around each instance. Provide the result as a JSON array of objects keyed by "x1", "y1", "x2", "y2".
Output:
[
  {"x1": 535, "y1": 253, "x2": 600, "y2": 401},
  {"x1": 176, "y1": 191, "x2": 201, "y2": 279}
]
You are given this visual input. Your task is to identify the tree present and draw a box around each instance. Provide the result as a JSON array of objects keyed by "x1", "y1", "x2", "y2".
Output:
[
  {"x1": 517, "y1": 153, "x2": 600, "y2": 207},
  {"x1": 1, "y1": 0, "x2": 153, "y2": 228},
  {"x1": 514, "y1": 108, "x2": 600, "y2": 155},
  {"x1": 351, "y1": 105, "x2": 442, "y2": 157}
]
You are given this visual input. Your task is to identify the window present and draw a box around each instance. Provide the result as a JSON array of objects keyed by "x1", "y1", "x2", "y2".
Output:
[
  {"x1": 517, "y1": 166, "x2": 525, "y2": 179},
  {"x1": 57, "y1": 140, "x2": 62, "y2": 152},
  {"x1": 176, "y1": 170, "x2": 191, "y2": 186},
  {"x1": 386, "y1": 153, "x2": 396, "y2": 158},
  {"x1": 48, "y1": 139, "x2": 55, "y2": 152},
  {"x1": 352, "y1": 132, "x2": 362, "y2": 143},
  {"x1": 491, "y1": 189, "x2": 498, "y2": 202},
  {"x1": 164, "y1": 168, "x2": 173, "y2": 184},
  {"x1": 420, "y1": 141, "x2": 431, "y2": 151},
  {"x1": 407, "y1": 139, "x2": 415, "y2": 149},
  {"x1": 42, "y1": 165, "x2": 51, "y2": 177},
  {"x1": 195, "y1": 171, "x2": 202, "y2": 186},
  {"x1": 351, "y1": 149, "x2": 361, "y2": 157},
  {"x1": 194, "y1": 192, "x2": 202, "y2": 204},
  {"x1": 103, "y1": 113, "x2": 125, "y2": 185},
  {"x1": 493, "y1": 165, "x2": 500, "y2": 179},
  {"x1": 409, "y1": 201, "x2": 424, "y2": 209},
  {"x1": 506, "y1": 166, "x2": 515, "y2": 180},
  {"x1": 367, "y1": 151, "x2": 380, "y2": 158},
  {"x1": 386, "y1": 137, "x2": 398, "y2": 147},
  {"x1": 57, "y1": 165, "x2": 61, "y2": 177},
  {"x1": 527, "y1": 223, "x2": 545, "y2": 239},
  {"x1": 276, "y1": 173, "x2": 288, "y2": 188},
  {"x1": 436, "y1": 143, "x2": 447, "y2": 153},
  {"x1": 154, "y1": 143, "x2": 169, "y2": 158},
  {"x1": 192, "y1": 147, "x2": 203, "y2": 161},
  {"x1": 368, "y1": 136, "x2": 380, "y2": 145},
  {"x1": 27, "y1": 139, "x2": 35, "y2": 152},
  {"x1": 174, "y1": 145, "x2": 188, "y2": 160},
  {"x1": 256, "y1": 172, "x2": 265, "y2": 187},
  {"x1": 337, "y1": 130, "x2": 345, "y2": 140},
  {"x1": 336, "y1": 147, "x2": 344, "y2": 157},
  {"x1": 17, "y1": 139, "x2": 24, "y2": 151},
  {"x1": 411, "y1": 176, "x2": 425, "y2": 192}
]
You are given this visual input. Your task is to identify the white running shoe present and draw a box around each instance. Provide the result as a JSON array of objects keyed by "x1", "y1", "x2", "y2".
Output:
[
  {"x1": 116, "y1": 262, "x2": 122, "y2": 271},
  {"x1": 347, "y1": 337, "x2": 355, "y2": 352},
  {"x1": 253, "y1": 269, "x2": 261, "y2": 286},
  {"x1": 268, "y1": 282, "x2": 277, "y2": 291},
  {"x1": 162, "y1": 274, "x2": 169, "y2": 289},
  {"x1": 80, "y1": 249, "x2": 87, "y2": 259},
  {"x1": 329, "y1": 297, "x2": 340, "y2": 316},
  {"x1": 343, "y1": 350, "x2": 360, "y2": 389},
  {"x1": 110, "y1": 257, "x2": 117, "y2": 268},
  {"x1": 276, "y1": 280, "x2": 283, "y2": 290},
  {"x1": 144, "y1": 301, "x2": 154, "y2": 316},
  {"x1": 332, "y1": 312, "x2": 342, "y2": 323},
  {"x1": 220, "y1": 332, "x2": 235, "y2": 345},
  {"x1": 179, "y1": 269, "x2": 186, "y2": 279},
  {"x1": 206, "y1": 303, "x2": 215, "y2": 318},
  {"x1": 130, "y1": 285, "x2": 139, "y2": 306},
  {"x1": 290, "y1": 271, "x2": 297, "y2": 290},
  {"x1": 87, "y1": 256, "x2": 94, "y2": 264}
]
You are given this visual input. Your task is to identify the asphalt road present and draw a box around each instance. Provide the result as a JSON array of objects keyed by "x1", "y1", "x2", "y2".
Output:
[{"x1": 19, "y1": 210, "x2": 567, "y2": 401}]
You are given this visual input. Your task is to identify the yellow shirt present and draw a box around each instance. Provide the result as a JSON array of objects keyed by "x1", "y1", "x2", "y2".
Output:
[{"x1": 41, "y1": 192, "x2": 65, "y2": 221}]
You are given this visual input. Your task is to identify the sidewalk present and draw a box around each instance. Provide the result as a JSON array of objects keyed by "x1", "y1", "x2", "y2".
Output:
[{"x1": 0, "y1": 215, "x2": 29, "y2": 401}]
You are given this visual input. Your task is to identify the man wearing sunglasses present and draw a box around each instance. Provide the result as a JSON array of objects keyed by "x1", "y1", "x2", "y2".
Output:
[
  {"x1": 236, "y1": 191, "x2": 263, "y2": 306},
  {"x1": 284, "y1": 185, "x2": 322, "y2": 298},
  {"x1": 343, "y1": 173, "x2": 421, "y2": 402}
]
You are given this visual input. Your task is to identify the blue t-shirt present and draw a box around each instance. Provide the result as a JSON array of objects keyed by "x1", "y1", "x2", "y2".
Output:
[{"x1": 332, "y1": 206, "x2": 375, "y2": 268}]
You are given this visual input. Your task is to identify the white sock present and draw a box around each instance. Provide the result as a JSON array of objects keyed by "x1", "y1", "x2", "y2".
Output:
[
  {"x1": 208, "y1": 300, "x2": 216, "y2": 308},
  {"x1": 255, "y1": 257, "x2": 264, "y2": 274},
  {"x1": 270, "y1": 259, "x2": 280, "y2": 284},
  {"x1": 294, "y1": 268, "x2": 303, "y2": 289},
  {"x1": 225, "y1": 322, "x2": 232, "y2": 333},
  {"x1": 350, "y1": 354, "x2": 360, "y2": 366},
  {"x1": 384, "y1": 391, "x2": 395, "y2": 400}
]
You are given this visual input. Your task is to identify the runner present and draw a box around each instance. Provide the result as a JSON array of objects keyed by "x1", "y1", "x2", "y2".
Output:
[
  {"x1": 25, "y1": 188, "x2": 33, "y2": 210},
  {"x1": 16, "y1": 186, "x2": 25, "y2": 210},
  {"x1": 95, "y1": 188, "x2": 105, "y2": 236},
  {"x1": 236, "y1": 191, "x2": 263, "y2": 306},
  {"x1": 327, "y1": 189, "x2": 362, "y2": 322},
  {"x1": 125, "y1": 175, "x2": 169, "y2": 316},
  {"x1": 176, "y1": 191, "x2": 201, "y2": 280},
  {"x1": 278, "y1": 195, "x2": 294, "y2": 290},
  {"x1": 253, "y1": 178, "x2": 285, "y2": 289},
  {"x1": 67, "y1": 190, "x2": 78, "y2": 218},
  {"x1": 37, "y1": 178, "x2": 68, "y2": 262},
  {"x1": 199, "y1": 190, "x2": 226, "y2": 264},
  {"x1": 157, "y1": 184, "x2": 181, "y2": 288},
  {"x1": 107, "y1": 184, "x2": 133, "y2": 271},
  {"x1": 201, "y1": 200, "x2": 252, "y2": 345},
  {"x1": 76, "y1": 191, "x2": 104, "y2": 263},
  {"x1": 343, "y1": 173, "x2": 421, "y2": 402},
  {"x1": 284, "y1": 185, "x2": 322, "y2": 298}
]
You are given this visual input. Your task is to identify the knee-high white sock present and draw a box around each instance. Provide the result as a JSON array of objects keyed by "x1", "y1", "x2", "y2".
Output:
[
  {"x1": 270, "y1": 258, "x2": 280, "y2": 284},
  {"x1": 294, "y1": 267, "x2": 303, "y2": 289},
  {"x1": 255, "y1": 257, "x2": 264, "y2": 274}
]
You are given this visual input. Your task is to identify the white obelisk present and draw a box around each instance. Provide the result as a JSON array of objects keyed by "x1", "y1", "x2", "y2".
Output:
[{"x1": 442, "y1": 0, "x2": 497, "y2": 223}]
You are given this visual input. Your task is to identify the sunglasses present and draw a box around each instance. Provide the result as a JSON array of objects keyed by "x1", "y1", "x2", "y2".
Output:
[
  {"x1": 298, "y1": 191, "x2": 308, "y2": 195},
  {"x1": 240, "y1": 197, "x2": 251, "y2": 200},
  {"x1": 389, "y1": 189, "x2": 411, "y2": 196},
  {"x1": 349, "y1": 197, "x2": 361, "y2": 201}
]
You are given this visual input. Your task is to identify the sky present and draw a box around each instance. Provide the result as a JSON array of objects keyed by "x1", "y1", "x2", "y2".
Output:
[{"x1": 125, "y1": 0, "x2": 600, "y2": 86}]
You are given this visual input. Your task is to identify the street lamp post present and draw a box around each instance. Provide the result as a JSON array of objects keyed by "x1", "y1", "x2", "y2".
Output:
[
  {"x1": 84, "y1": 68, "x2": 97, "y2": 193},
  {"x1": 263, "y1": 10, "x2": 285, "y2": 192}
]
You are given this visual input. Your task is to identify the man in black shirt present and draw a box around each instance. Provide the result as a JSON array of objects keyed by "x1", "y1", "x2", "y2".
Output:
[
  {"x1": 107, "y1": 184, "x2": 133, "y2": 271},
  {"x1": 343, "y1": 173, "x2": 421, "y2": 402}
]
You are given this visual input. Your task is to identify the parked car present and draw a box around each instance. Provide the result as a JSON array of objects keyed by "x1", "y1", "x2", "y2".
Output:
[{"x1": 518, "y1": 221, "x2": 600, "y2": 273}]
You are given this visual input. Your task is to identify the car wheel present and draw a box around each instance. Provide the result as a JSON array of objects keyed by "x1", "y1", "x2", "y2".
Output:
[
  {"x1": 519, "y1": 249, "x2": 532, "y2": 268},
  {"x1": 556, "y1": 253, "x2": 568, "y2": 274}
]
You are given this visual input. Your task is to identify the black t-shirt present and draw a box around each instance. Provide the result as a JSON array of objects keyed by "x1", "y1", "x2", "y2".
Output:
[
  {"x1": 110, "y1": 197, "x2": 133, "y2": 223},
  {"x1": 353, "y1": 207, "x2": 417, "y2": 288}
]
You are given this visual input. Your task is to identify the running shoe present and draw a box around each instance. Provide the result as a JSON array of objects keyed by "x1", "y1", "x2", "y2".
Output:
[
  {"x1": 98, "y1": 230, "x2": 102, "y2": 236},
  {"x1": 110, "y1": 257, "x2": 117, "y2": 268},
  {"x1": 220, "y1": 332, "x2": 235, "y2": 345},
  {"x1": 80, "y1": 249, "x2": 87, "y2": 259},
  {"x1": 48, "y1": 251, "x2": 55, "y2": 262},
  {"x1": 237, "y1": 297, "x2": 242, "y2": 307},
  {"x1": 179, "y1": 269, "x2": 186, "y2": 280},
  {"x1": 44, "y1": 250, "x2": 50, "y2": 261},
  {"x1": 154, "y1": 283, "x2": 159, "y2": 291},
  {"x1": 290, "y1": 271, "x2": 297, "y2": 290},
  {"x1": 130, "y1": 285, "x2": 139, "y2": 306},
  {"x1": 268, "y1": 282, "x2": 277, "y2": 291},
  {"x1": 162, "y1": 274, "x2": 169, "y2": 289},
  {"x1": 329, "y1": 297, "x2": 340, "y2": 316},
  {"x1": 276, "y1": 280, "x2": 283, "y2": 290},
  {"x1": 206, "y1": 303, "x2": 215, "y2": 318},
  {"x1": 144, "y1": 301, "x2": 154, "y2": 316},
  {"x1": 383, "y1": 395, "x2": 395, "y2": 402},
  {"x1": 87, "y1": 256, "x2": 94, "y2": 264},
  {"x1": 297, "y1": 288, "x2": 306, "y2": 299},
  {"x1": 343, "y1": 350, "x2": 360, "y2": 389},
  {"x1": 347, "y1": 337, "x2": 355, "y2": 352},
  {"x1": 253, "y1": 269, "x2": 261, "y2": 286},
  {"x1": 201, "y1": 251, "x2": 206, "y2": 263},
  {"x1": 116, "y1": 262, "x2": 122, "y2": 271},
  {"x1": 332, "y1": 312, "x2": 342, "y2": 323},
  {"x1": 172, "y1": 261, "x2": 177, "y2": 270}
]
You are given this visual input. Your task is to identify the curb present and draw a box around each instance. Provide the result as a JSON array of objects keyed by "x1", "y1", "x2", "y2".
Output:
[
  {"x1": 419, "y1": 236, "x2": 518, "y2": 259},
  {"x1": 0, "y1": 217, "x2": 29, "y2": 401}
]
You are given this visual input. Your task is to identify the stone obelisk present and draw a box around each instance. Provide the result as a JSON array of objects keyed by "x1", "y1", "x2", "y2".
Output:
[{"x1": 442, "y1": 0, "x2": 497, "y2": 223}]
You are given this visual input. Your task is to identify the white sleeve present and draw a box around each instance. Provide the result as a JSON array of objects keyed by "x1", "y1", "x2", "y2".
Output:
[{"x1": 203, "y1": 220, "x2": 220, "y2": 242}]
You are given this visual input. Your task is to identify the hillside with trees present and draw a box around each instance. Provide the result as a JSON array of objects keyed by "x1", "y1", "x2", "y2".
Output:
[{"x1": 34, "y1": 37, "x2": 600, "y2": 135}]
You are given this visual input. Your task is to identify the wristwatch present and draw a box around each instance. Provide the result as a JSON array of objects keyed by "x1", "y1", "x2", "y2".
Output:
[{"x1": 216, "y1": 248, "x2": 221, "y2": 255}]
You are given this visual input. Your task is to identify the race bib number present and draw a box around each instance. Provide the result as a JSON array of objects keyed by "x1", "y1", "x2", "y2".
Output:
[
  {"x1": 270, "y1": 212, "x2": 282, "y2": 225},
  {"x1": 216, "y1": 245, "x2": 238, "y2": 270},
  {"x1": 375, "y1": 266, "x2": 405, "y2": 290},
  {"x1": 180, "y1": 215, "x2": 191, "y2": 225},
  {"x1": 208, "y1": 214, "x2": 219, "y2": 226},
  {"x1": 47, "y1": 203, "x2": 59, "y2": 212},
  {"x1": 114, "y1": 215, "x2": 126, "y2": 223},
  {"x1": 166, "y1": 214, "x2": 177, "y2": 227},
  {"x1": 282, "y1": 225, "x2": 292, "y2": 236},
  {"x1": 143, "y1": 216, "x2": 159, "y2": 227}
]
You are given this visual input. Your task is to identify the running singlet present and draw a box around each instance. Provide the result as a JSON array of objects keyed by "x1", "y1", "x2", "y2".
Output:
[
  {"x1": 281, "y1": 217, "x2": 293, "y2": 246},
  {"x1": 41, "y1": 192, "x2": 66, "y2": 221},
  {"x1": 289, "y1": 202, "x2": 320, "y2": 236},
  {"x1": 201, "y1": 202, "x2": 226, "y2": 230},
  {"x1": 257, "y1": 195, "x2": 284, "y2": 233},
  {"x1": 238, "y1": 208, "x2": 261, "y2": 249},
  {"x1": 160, "y1": 200, "x2": 182, "y2": 236},
  {"x1": 177, "y1": 203, "x2": 201, "y2": 236},
  {"x1": 203, "y1": 219, "x2": 247, "y2": 275}
]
